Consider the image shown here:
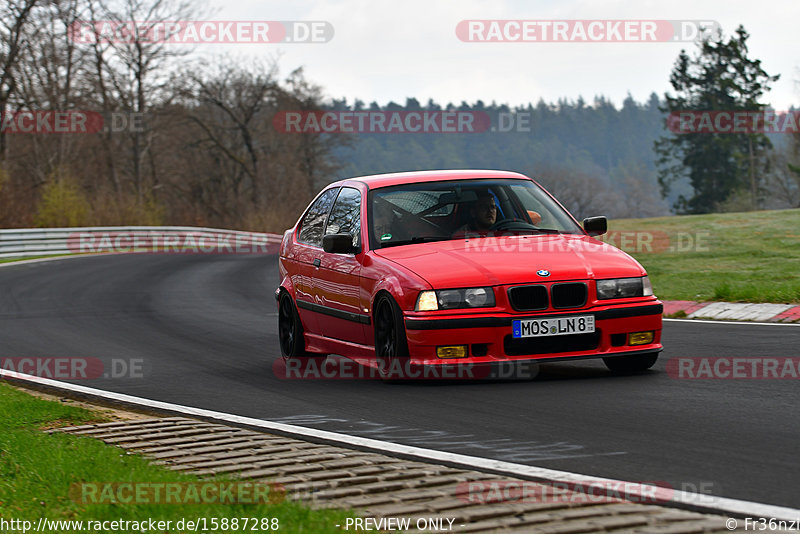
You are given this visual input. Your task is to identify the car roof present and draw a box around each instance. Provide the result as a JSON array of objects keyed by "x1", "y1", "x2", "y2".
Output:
[{"x1": 332, "y1": 169, "x2": 532, "y2": 189}]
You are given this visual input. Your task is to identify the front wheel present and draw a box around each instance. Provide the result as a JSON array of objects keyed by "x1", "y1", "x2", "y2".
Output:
[
  {"x1": 374, "y1": 295, "x2": 409, "y2": 381},
  {"x1": 603, "y1": 352, "x2": 659, "y2": 374}
]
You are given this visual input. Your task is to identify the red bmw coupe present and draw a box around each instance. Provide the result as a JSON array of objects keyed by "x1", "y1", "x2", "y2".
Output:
[{"x1": 276, "y1": 170, "x2": 662, "y2": 379}]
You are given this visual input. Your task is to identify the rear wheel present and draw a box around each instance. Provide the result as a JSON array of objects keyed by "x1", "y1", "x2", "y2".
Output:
[
  {"x1": 603, "y1": 352, "x2": 659, "y2": 374},
  {"x1": 278, "y1": 293, "x2": 325, "y2": 365},
  {"x1": 374, "y1": 295, "x2": 409, "y2": 381}
]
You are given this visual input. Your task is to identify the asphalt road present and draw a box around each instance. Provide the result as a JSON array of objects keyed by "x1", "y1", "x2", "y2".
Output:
[{"x1": 1, "y1": 254, "x2": 798, "y2": 508}]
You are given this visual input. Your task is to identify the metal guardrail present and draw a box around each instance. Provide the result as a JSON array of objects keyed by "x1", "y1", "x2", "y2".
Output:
[{"x1": 0, "y1": 226, "x2": 283, "y2": 258}]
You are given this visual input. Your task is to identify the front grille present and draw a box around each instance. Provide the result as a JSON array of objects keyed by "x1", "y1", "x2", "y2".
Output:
[
  {"x1": 503, "y1": 330, "x2": 601, "y2": 356},
  {"x1": 508, "y1": 285, "x2": 548, "y2": 311},
  {"x1": 551, "y1": 283, "x2": 587, "y2": 309}
]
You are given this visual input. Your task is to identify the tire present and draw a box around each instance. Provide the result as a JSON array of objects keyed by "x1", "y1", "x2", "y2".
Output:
[
  {"x1": 374, "y1": 294, "x2": 410, "y2": 381},
  {"x1": 603, "y1": 351, "x2": 659, "y2": 374},
  {"x1": 278, "y1": 292, "x2": 320, "y2": 361}
]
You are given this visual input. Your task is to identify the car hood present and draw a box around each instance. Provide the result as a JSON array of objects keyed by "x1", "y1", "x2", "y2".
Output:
[{"x1": 373, "y1": 234, "x2": 645, "y2": 287}]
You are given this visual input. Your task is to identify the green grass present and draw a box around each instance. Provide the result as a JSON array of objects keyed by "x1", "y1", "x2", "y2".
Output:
[
  {"x1": 0, "y1": 257, "x2": 39, "y2": 263},
  {"x1": 0, "y1": 384, "x2": 354, "y2": 532},
  {"x1": 604, "y1": 208, "x2": 800, "y2": 303},
  {"x1": 0, "y1": 256, "x2": 62, "y2": 264}
]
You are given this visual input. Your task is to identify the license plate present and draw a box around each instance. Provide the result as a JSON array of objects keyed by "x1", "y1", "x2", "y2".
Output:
[{"x1": 512, "y1": 315, "x2": 595, "y2": 338}]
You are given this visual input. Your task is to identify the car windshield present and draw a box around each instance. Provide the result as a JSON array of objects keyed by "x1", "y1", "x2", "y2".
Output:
[{"x1": 368, "y1": 178, "x2": 584, "y2": 249}]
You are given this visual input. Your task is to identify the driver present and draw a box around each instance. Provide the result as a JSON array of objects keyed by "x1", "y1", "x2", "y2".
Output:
[
  {"x1": 453, "y1": 190, "x2": 497, "y2": 236},
  {"x1": 372, "y1": 197, "x2": 409, "y2": 245},
  {"x1": 373, "y1": 202, "x2": 396, "y2": 243}
]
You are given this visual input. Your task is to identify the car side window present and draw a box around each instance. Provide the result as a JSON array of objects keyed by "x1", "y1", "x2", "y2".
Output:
[
  {"x1": 325, "y1": 187, "x2": 362, "y2": 248},
  {"x1": 297, "y1": 188, "x2": 338, "y2": 246}
]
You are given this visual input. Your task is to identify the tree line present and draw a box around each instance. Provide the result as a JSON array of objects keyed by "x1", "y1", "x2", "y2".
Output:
[
  {"x1": 1, "y1": 2, "x2": 798, "y2": 231},
  {"x1": 0, "y1": 0, "x2": 344, "y2": 231}
]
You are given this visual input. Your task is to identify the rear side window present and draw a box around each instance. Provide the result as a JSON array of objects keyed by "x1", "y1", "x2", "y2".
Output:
[
  {"x1": 325, "y1": 187, "x2": 362, "y2": 248},
  {"x1": 298, "y1": 188, "x2": 338, "y2": 246}
]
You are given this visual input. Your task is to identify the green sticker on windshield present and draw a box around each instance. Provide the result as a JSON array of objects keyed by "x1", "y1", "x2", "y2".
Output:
[{"x1": 380, "y1": 233, "x2": 392, "y2": 240}]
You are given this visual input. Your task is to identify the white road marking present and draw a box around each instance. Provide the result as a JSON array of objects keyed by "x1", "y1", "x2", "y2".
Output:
[
  {"x1": 3, "y1": 369, "x2": 799, "y2": 521},
  {"x1": 665, "y1": 318, "x2": 800, "y2": 327}
]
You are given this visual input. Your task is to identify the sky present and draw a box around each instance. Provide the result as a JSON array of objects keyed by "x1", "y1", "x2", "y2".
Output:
[{"x1": 202, "y1": 0, "x2": 800, "y2": 110}]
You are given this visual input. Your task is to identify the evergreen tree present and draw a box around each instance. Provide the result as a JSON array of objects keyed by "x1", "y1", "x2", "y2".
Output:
[{"x1": 655, "y1": 25, "x2": 779, "y2": 213}]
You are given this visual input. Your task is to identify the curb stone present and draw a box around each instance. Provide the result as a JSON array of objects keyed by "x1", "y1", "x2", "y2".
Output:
[
  {"x1": 661, "y1": 300, "x2": 800, "y2": 323},
  {"x1": 53, "y1": 417, "x2": 756, "y2": 533}
]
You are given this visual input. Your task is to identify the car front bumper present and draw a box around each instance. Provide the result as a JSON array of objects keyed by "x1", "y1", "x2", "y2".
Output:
[{"x1": 402, "y1": 302, "x2": 663, "y2": 365}]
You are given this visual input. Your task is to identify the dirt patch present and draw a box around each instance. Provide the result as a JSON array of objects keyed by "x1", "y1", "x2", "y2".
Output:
[{"x1": 9, "y1": 383, "x2": 155, "y2": 422}]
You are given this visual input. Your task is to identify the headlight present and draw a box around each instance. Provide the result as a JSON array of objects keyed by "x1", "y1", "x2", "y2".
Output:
[
  {"x1": 596, "y1": 276, "x2": 653, "y2": 299},
  {"x1": 415, "y1": 287, "x2": 496, "y2": 311}
]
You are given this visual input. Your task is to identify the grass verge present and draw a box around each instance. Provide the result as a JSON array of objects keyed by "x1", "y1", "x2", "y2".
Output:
[
  {"x1": 0, "y1": 255, "x2": 71, "y2": 264},
  {"x1": 0, "y1": 383, "x2": 354, "y2": 532},
  {"x1": 604, "y1": 208, "x2": 800, "y2": 304}
]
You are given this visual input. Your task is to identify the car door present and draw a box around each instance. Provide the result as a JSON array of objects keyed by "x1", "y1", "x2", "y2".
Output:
[
  {"x1": 290, "y1": 187, "x2": 339, "y2": 333},
  {"x1": 312, "y1": 186, "x2": 368, "y2": 344}
]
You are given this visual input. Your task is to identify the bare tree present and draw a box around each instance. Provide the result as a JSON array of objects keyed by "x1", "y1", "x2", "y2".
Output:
[
  {"x1": 1, "y1": 1, "x2": 347, "y2": 230},
  {"x1": 85, "y1": 0, "x2": 203, "y2": 201},
  {"x1": 764, "y1": 141, "x2": 800, "y2": 208},
  {"x1": 165, "y1": 59, "x2": 346, "y2": 229},
  {"x1": 534, "y1": 165, "x2": 623, "y2": 220},
  {"x1": 11, "y1": 0, "x2": 99, "y2": 186},
  {"x1": 0, "y1": 0, "x2": 40, "y2": 162},
  {"x1": 281, "y1": 67, "x2": 350, "y2": 192},
  {"x1": 608, "y1": 160, "x2": 670, "y2": 218},
  {"x1": 181, "y1": 58, "x2": 280, "y2": 207}
]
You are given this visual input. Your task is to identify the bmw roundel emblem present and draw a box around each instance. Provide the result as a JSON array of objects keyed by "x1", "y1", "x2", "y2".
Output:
[{"x1": 537, "y1": 269, "x2": 551, "y2": 277}]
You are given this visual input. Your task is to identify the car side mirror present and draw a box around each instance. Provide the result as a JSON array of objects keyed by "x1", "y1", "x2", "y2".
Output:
[
  {"x1": 583, "y1": 216, "x2": 607, "y2": 236},
  {"x1": 322, "y1": 233, "x2": 359, "y2": 254}
]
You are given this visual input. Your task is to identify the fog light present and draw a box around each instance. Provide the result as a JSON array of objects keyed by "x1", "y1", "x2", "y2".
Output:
[
  {"x1": 436, "y1": 345, "x2": 468, "y2": 359},
  {"x1": 628, "y1": 331, "x2": 654, "y2": 346}
]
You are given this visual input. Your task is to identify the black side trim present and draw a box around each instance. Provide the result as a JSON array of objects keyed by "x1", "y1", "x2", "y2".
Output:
[
  {"x1": 404, "y1": 303, "x2": 663, "y2": 331},
  {"x1": 296, "y1": 299, "x2": 371, "y2": 325}
]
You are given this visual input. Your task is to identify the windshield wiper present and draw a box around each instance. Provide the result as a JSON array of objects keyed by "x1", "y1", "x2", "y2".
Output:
[
  {"x1": 460, "y1": 228, "x2": 563, "y2": 238},
  {"x1": 506, "y1": 227, "x2": 562, "y2": 234},
  {"x1": 378, "y1": 236, "x2": 450, "y2": 248}
]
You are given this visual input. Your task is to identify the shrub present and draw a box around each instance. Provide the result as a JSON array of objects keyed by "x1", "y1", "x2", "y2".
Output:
[{"x1": 34, "y1": 175, "x2": 92, "y2": 227}]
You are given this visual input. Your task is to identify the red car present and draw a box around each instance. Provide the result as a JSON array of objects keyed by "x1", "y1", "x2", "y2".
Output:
[{"x1": 277, "y1": 170, "x2": 662, "y2": 379}]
